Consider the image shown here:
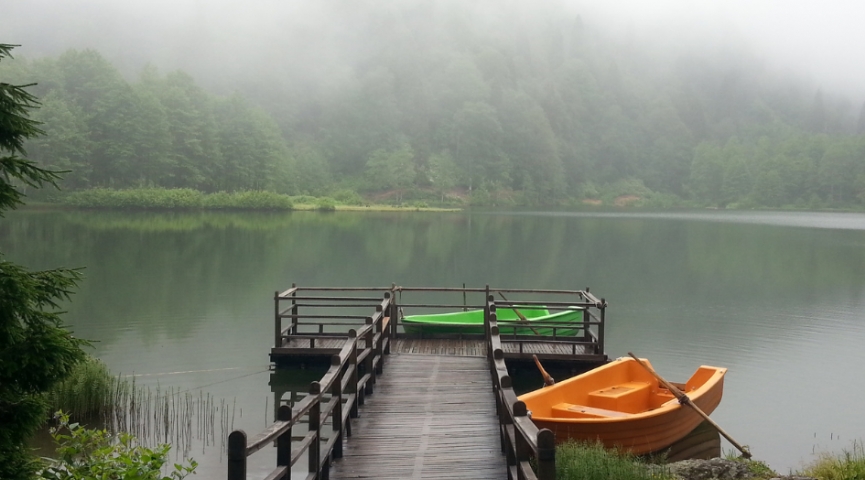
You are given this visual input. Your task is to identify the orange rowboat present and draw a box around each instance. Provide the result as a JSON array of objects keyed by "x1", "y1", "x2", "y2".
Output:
[{"x1": 518, "y1": 357, "x2": 727, "y2": 455}]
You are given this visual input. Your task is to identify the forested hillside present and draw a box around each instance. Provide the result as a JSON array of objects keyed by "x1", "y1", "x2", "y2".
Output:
[{"x1": 3, "y1": 0, "x2": 865, "y2": 208}]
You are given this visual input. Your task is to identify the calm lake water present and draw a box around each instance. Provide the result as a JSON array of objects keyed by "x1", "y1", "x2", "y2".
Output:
[{"x1": 3, "y1": 208, "x2": 865, "y2": 475}]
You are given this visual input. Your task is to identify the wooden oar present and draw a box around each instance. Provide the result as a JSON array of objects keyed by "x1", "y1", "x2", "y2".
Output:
[
  {"x1": 497, "y1": 292, "x2": 541, "y2": 335},
  {"x1": 532, "y1": 354, "x2": 555, "y2": 386},
  {"x1": 627, "y1": 352, "x2": 752, "y2": 459}
]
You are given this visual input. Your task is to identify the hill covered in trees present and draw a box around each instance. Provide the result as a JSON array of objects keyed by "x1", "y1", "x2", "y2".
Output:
[{"x1": 3, "y1": 0, "x2": 864, "y2": 208}]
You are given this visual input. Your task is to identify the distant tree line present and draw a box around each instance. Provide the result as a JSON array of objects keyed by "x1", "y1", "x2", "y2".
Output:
[{"x1": 2, "y1": 3, "x2": 865, "y2": 208}]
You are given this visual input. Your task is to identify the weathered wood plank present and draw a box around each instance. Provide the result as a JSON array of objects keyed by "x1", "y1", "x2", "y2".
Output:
[{"x1": 328, "y1": 354, "x2": 506, "y2": 480}]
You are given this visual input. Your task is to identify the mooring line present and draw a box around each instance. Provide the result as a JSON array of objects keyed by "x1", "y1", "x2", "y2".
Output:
[{"x1": 125, "y1": 365, "x2": 268, "y2": 378}]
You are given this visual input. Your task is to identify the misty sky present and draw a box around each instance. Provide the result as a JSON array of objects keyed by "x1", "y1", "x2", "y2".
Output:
[{"x1": 2, "y1": 0, "x2": 863, "y2": 101}]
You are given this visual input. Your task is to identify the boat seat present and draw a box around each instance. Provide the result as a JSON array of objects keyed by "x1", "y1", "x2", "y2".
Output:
[
  {"x1": 551, "y1": 402, "x2": 630, "y2": 419},
  {"x1": 587, "y1": 381, "x2": 651, "y2": 413}
]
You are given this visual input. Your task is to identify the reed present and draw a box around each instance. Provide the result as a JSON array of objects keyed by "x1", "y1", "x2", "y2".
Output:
[
  {"x1": 46, "y1": 356, "x2": 125, "y2": 421},
  {"x1": 48, "y1": 359, "x2": 242, "y2": 460},
  {"x1": 556, "y1": 441, "x2": 673, "y2": 480}
]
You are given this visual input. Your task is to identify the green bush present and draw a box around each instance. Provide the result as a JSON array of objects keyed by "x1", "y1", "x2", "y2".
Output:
[
  {"x1": 39, "y1": 413, "x2": 197, "y2": 480},
  {"x1": 316, "y1": 197, "x2": 337, "y2": 211},
  {"x1": 331, "y1": 189, "x2": 365, "y2": 205}
]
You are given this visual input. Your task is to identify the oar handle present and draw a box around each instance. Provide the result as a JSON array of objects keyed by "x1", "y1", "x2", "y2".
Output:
[
  {"x1": 533, "y1": 354, "x2": 555, "y2": 386},
  {"x1": 627, "y1": 352, "x2": 752, "y2": 459},
  {"x1": 497, "y1": 292, "x2": 540, "y2": 335}
]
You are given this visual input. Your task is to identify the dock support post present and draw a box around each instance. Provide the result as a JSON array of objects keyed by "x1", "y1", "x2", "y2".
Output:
[
  {"x1": 348, "y1": 329, "x2": 360, "y2": 414},
  {"x1": 273, "y1": 291, "x2": 281, "y2": 348},
  {"x1": 537, "y1": 428, "x2": 556, "y2": 480},
  {"x1": 331, "y1": 354, "x2": 344, "y2": 459},
  {"x1": 290, "y1": 283, "x2": 298, "y2": 335},
  {"x1": 598, "y1": 298, "x2": 606, "y2": 354},
  {"x1": 374, "y1": 307, "x2": 384, "y2": 374},
  {"x1": 227, "y1": 430, "x2": 247, "y2": 480},
  {"x1": 364, "y1": 317, "x2": 375, "y2": 395},
  {"x1": 276, "y1": 405, "x2": 291, "y2": 470},
  {"x1": 309, "y1": 382, "x2": 321, "y2": 478}
]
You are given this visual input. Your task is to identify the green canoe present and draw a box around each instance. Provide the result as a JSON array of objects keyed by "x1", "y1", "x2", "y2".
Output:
[{"x1": 401, "y1": 306, "x2": 584, "y2": 335}]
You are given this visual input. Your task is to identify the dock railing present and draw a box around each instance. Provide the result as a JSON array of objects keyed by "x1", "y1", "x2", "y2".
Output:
[
  {"x1": 485, "y1": 292, "x2": 557, "y2": 480},
  {"x1": 229, "y1": 294, "x2": 391, "y2": 480},
  {"x1": 393, "y1": 285, "x2": 606, "y2": 357},
  {"x1": 272, "y1": 285, "x2": 393, "y2": 356}
]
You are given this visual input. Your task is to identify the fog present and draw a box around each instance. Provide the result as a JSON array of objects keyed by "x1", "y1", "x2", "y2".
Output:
[{"x1": 2, "y1": 0, "x2": 864, "y2": 101}]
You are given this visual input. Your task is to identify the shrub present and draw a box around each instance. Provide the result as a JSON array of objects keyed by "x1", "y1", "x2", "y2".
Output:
[
  {"x1": 39, "y1": 413, "x2": 197, "y2": 480},
  {"x1": 316, "y1": 197, "x2": 337, "y2": 211},
  {"x1": 331, "y1": 189, "x2": 365, "y2": 205}
]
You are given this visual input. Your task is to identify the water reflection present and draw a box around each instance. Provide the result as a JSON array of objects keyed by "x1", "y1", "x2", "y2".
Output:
[{"x1": 3, "y1": 208, "x2": 865, "y2": 472}]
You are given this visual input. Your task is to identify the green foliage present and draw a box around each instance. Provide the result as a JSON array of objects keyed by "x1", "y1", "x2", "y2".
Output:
[
  {"x1": 5, "y1": 6, "x2": 865, "y2": 209},
  {"x1": 331, "y1": 189, "x2": 365, "y2": 205},
  {"x1": 316, "y1": 197, "x2": 337, "y2": 211},
  {"x1": 39, "y1": 413, "x2": 197, "y2": 480},
  {"x1": 802, "y1": 440, "x2": 865, "y2": 480},
  {"x1": 64, "y1": 188, "x2": 293, "y2": 210},
  {"x1": 556, "y1": 441, "x2": 672, "y2": 480},
  {"x1": 46, "y1": 356, "x2": 123, "y2": 421},
  {"x1": 1, "y1": 43, "x2": 88, "y2": 480}
]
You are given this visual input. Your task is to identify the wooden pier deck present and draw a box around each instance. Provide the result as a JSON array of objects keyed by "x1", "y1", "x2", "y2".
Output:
[
  {"x1": 328, "y1": 354, "x2": 505, "y2": 479},
  {"x1": 231, "y1": 285, "x2": 609, "y2": 480}
]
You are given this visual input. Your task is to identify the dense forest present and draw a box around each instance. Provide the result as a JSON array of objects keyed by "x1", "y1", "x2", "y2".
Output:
[{"x1": 2, "y1": 1, "x2": 865, "y2": 208}]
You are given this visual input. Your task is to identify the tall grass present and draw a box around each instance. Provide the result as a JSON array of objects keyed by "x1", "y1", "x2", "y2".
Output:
[
  {"x1": 46, "y1": 356, "x2": 240, "y2": 459},
  {"x1": 47, "y1": 356, "x2": 124, "y2": 421},
  {"x1": 803, "y1": 440, "x2": 865, "y2": 480},
  {"x1": 64, "y1": 188, "x2": 293, "y2": 210},
  {"x1": 557, "y1": 441, "x2": 673, "y2": 480}
]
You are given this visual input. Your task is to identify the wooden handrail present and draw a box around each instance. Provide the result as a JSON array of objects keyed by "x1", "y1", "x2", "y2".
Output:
[
  {"x1": 233, "y1": 292, "x2": 392, "y2": 480},
  {"x1": 485, "y1": 296, "x2": 556, "y2": 480}
]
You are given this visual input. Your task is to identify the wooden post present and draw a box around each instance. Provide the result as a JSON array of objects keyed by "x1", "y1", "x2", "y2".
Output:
[
  {"x1": 374, "y1": 306, "x2": 384, "y2": 374},
  {"x1": 500, "y1": 376, "x2": 516, "y2": 469},
  {"x1": 582, "y1": 307, "x2": 591, "y2": 343},
  {"x1": 536, "y1": 428, "x2": 556, "y2": 480},
  {"x1": 331, "y1": 354, "x2": 344, "y2": 459},
  {"x1": 389, "y1": 287, "x2": 399, "y2": 339},
  {"x1": 364, "y1": 317, "x2": 374, "y2": 395},
  {"x1": 348, "y1": 330, "x2": 360, "y2": 415},
  {"x1": 274, "y1": 291, "x2": 281, "y2": 348},
  {"x1": 276, "y1": 405, "x2": 291, "y2": 468},
  {"x1": 598, "y1": 298, "x2": 606, "y2": 354},
  {"x1": 463, "y1": 282, "x2": 468, "y2": 312},
  {"x1": 382, "y1": 292, "x2": 392, "y2": 354},
  {"x1": 227, "y1": 430, "x2": 247, "y2": 480},
  {"x1": 308, "y1": 382, "x2": 321, "y2": 478},
  {"x1": 291, "y1": 283, "x2": 298, "y2": 335},
  {"x1": 513, "y1": 400, "x2": 531, "y2": 473}
]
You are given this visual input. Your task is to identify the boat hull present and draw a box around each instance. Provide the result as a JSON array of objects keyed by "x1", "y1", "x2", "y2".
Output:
[
  {"x1": 401, "y1": 307, "x2": 584, "y2": 335},
  {"x1": 519, "y1": 357, "x2": 726, "y2": 455}
]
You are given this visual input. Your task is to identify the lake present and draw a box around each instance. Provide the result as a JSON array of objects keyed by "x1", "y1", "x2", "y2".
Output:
[{"x1": 3, "y1": 208, "x2": 864, "y2": 476}]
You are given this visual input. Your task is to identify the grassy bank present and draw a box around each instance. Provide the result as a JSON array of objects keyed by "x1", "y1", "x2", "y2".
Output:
[
  {"x1": 60, "y1": 188, "x2": 460, "y2": 212},
  {"x1": 557, "y1": 440, "x2": 865, "y2": 480},
  {"x1": 556, "y1": 441, "x2": 673, "y2": 480}
]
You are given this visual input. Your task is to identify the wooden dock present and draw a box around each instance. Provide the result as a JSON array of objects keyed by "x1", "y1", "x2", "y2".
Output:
[
  {"x1": 229, "y1": 285, "x2": 610, "y2": 480},
  {"x1": 328, "y1": 354, "x2": 506, "y2": 479}
]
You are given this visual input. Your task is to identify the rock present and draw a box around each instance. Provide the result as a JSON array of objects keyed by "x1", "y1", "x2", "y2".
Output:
[{"x1": 666, "y1": 458, "x2": 754, "y2": 480}]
